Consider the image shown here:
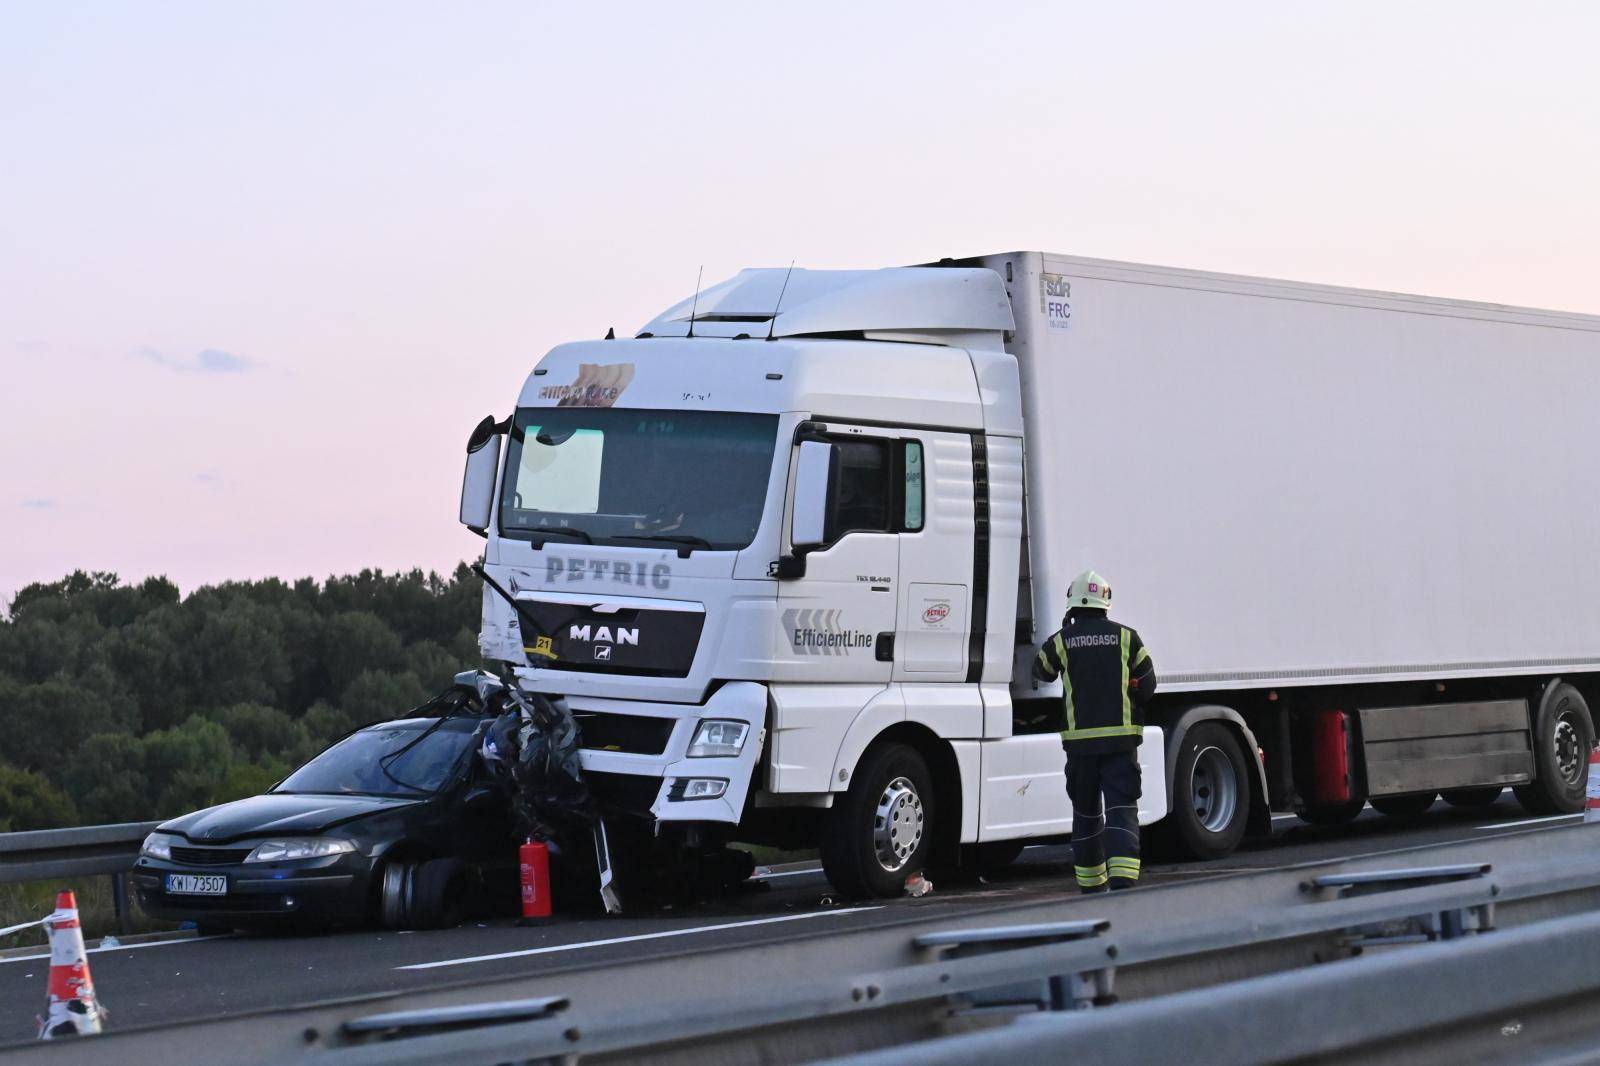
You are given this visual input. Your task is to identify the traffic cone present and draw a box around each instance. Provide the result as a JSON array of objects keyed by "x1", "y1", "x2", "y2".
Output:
[{"x1": 38, "y1": 890, "x2": 104, "y2": 1039}]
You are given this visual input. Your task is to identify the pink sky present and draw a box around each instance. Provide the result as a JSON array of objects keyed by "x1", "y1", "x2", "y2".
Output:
[{"x1": 5, "y1": 2, "x2": 1599, "y2": 605}]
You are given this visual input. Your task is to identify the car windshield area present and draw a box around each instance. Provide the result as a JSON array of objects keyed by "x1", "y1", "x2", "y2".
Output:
[
  {"x1": 498, "y1": 408, "x2": 779, "y2": 551},
  {"x1": 275, "y1": 718, "x2": 481, "y2": 798}
]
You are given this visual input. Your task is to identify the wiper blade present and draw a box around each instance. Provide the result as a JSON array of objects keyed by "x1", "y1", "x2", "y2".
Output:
[
  {"x1": 609, "y1": 533, "x2": 714, "y2": 556},
  {"x1": 531, "y1": 526, "x2": 593, "y2": 544}
]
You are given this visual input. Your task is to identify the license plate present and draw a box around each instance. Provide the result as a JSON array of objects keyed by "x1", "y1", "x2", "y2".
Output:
[{"x1": 166, "y1": 874, "x2": 227, "y2": 896}]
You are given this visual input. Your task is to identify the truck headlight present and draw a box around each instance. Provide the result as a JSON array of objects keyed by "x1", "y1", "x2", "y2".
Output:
[
  {"x1": 687, "y1": 719, "x2": 748, "y2": 758},
  {"x1": 140, "y1": 833, "x2": 176, "y2": 861},
  {"x1": 244, "y1": 838, "x2": 357, "y2": 863}
]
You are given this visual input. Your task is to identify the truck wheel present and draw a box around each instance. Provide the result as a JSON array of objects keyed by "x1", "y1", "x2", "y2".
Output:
[
  {"x1": 1514, "y1": 683, "x2": 1594, "y2": 815},
  {"x1": 821, "y1": 742, "x2": 935, "y2": 899},
  {"x1": 1167, "y1": 722, "x2": 1250, "y2": 860},
  {"x1": 1370, "y1": 792, "x2": 1437, "y2": 818},
  {"x1": 1442, "y1": 786, "x2": 1503, "y2": 808}
]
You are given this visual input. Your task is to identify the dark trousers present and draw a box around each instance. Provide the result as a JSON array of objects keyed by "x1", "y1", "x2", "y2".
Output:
[{"x1": 1066, "y1": 749, "x2": 1142, "y2": 890}]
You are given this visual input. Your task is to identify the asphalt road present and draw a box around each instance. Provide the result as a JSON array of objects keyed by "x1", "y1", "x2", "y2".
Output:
[{"x1": 0, "y1": 795, "x2": 1585, "y2": 1046}]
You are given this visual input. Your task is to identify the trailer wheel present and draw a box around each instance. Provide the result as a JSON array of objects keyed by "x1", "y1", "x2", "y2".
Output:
[
  {"x1": 1514, "y1": 683, "x2": 1594, "y2": 815},
  {"x1": 821, "y1": 742, "x2": 935, "y2": 898},
  {"x1": 1370, "y1": 792, "x2": 1437, "y2": 819},
  {"x1": 1166, "y1": 722, "x2": 1250, "y2": 860},
  {"x1": 1442, "y1": 786, "x2": 1503, "y2": 808}
]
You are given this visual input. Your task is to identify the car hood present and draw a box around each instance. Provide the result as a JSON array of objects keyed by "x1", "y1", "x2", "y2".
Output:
[{"x1": 161, "y1": 793, "x2": 424, "y2": 842}]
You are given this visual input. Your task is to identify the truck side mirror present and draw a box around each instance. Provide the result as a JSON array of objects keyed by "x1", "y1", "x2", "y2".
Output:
[
  {"x1": 791, "y1": 439, "x2": 836, "y2": 549},
  {"x1": 459, "y1": 415, "x2": 503, "y2": 535}
]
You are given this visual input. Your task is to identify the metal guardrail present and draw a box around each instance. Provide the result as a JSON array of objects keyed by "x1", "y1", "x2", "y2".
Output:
[
  {"x1": 12, "y1": 819, "x2": 1600, "y2": 1064},
  {"x1": 0, "y1": 821, "x2": 161, "y2": 934},
  {"x1": 0, "y1": 822, "x2": 159, "y2": 885}
]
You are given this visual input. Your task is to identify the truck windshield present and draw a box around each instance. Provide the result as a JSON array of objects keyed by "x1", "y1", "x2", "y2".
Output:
[{"x1": 498, "y1": 408, "x2": 778, "y2": 551}]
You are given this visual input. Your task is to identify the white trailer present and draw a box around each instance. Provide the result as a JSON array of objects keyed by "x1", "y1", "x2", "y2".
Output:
[{"x1": 459, "y1": 252, "x2": 1600, "y2": 897}]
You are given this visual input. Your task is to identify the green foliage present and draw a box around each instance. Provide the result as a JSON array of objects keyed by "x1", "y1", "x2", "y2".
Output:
[
  {"x1": 0, "y1": 564, "x2": 481, "y2": 828},
  {"x1": 0, "y1": 766, "x2": 79, "y2": 831}
]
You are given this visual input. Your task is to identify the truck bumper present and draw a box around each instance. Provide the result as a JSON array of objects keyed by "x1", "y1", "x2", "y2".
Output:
[{"x1": 569, "y1": 681, "x2": 766, "y2": 826}]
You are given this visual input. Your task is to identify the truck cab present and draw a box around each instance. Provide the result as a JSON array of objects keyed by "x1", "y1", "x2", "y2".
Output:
[{"x1": 460, "y1": 266, "x2": 1172, "y2": 897}]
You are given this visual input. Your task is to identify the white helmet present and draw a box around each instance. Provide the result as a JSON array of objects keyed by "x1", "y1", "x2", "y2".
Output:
[{"x1": 1067, "y1": 569, "x2": 1113, "y2": 611}]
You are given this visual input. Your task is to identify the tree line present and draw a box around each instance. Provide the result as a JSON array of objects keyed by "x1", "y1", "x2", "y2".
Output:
[{"x1": 0, "y1": 566, "x2": 482, "y2": 831}]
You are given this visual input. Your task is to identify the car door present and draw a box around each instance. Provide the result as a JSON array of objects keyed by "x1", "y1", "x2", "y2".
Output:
[{"x1": 892, "y1": 431, "x2": 974, "y2": 681}]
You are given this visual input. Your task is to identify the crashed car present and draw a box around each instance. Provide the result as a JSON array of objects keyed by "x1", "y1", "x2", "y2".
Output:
[{"x1": 132, "y1": 675, "x2": 516, "y2": 931}]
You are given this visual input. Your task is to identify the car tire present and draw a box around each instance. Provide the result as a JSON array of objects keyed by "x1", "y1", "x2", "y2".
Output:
[
  {"x1": 1514, "y1": 683, "x2": 1594, "y2": 815},
  {"x1": 1166, "y1": 722, "x2": 1251, "y2": 860},
  {"x1": 1442, "y1": 786, "x2": 1503, "y2": 808},
  {"x1": 1370, "y1": 792, "x2": 1437, "y2": 818},
  {"x1": 410, "y1": 858, "x2": 466, "y2": 929},
  {"x1": 820, "y1": 742, "x2": 935, "y2": 899}
]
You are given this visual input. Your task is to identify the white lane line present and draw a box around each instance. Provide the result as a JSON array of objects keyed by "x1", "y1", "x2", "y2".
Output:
[
  {"x1": 0, "y1": 934, "x2": 231, "y2": 966},
  {"x1": 1476, "y1": 813, "x2": 1586, "y2": 831},
  {"x1": 398, "y1": 907, "x2": 882, "y2": 971}
]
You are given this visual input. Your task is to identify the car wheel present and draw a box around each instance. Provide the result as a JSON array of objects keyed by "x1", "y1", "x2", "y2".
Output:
[
  {"x1": 410, "y1": 858, "x2": 467, "y2": 929},
  {"x1": 820, "y1": 742, "x2": 935, "y2": 899},
  {"x1": 378, "y1": 859, "x2": 416, "y2": 929}
]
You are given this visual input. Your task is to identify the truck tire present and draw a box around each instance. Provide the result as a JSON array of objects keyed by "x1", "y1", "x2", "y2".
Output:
[
  {"x1": 821, "y1": 742, "x2": 935, "y2": 899},
  {"x1": 1514, "y1": 683, "x2": 1594, "y2": 815},
  {"x1": 1442, "y1": 786, "x2": 1503, "y2": 808},
  {"x1": 1166, "y1": 722, "x2": 1250, "y2": 860},
  {"x1": 1370, "y1": 792, "x2": 1437, "y2": 818}
]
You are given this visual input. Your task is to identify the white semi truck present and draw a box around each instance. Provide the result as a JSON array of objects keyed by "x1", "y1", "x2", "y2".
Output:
[{"x1": 459, "y1": 252, "x2": 1600, "y2": 898}]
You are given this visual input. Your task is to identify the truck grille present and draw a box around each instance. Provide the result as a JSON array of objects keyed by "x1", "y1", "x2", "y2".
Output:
[
  {"x1": 170, "y1": 846, "x2": 252, "y2": 866},
  {"x1": 575, "y1": 712, "x2": 675, "y2": 756}
]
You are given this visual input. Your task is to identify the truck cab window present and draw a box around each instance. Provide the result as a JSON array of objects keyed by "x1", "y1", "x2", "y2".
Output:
[
  {"x1": 903, "y1": 441, "x2": 924, "y2": 532},
  {"x1": 832, "y1": 440, "x2": 890, "y2": 537}
]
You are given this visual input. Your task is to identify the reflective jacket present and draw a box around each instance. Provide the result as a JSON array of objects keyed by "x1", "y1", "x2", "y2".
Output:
[{"x1": 1033, "y1": 610, "x2": 1157, "y2": 753}]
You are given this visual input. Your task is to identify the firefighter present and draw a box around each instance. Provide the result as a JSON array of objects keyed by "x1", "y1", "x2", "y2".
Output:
[{"x1": 1032, "y1": 569, "x2": 1157, "y2": 893}]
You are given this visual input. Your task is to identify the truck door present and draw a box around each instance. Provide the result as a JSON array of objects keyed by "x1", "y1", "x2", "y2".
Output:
[
  {"x1": 774, "y1": 429, "x2": 902, "y2": 681},
  {"x1": 891, "y1": 432, "x2": 973, "y2": 680}
]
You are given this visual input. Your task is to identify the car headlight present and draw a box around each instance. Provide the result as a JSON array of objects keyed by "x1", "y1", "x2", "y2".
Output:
[
  {"x1": 244, "y1": 838, "x2": 357, "y2": 863},
  {"x1": 688, "y1": 719, "x2": 749, "y2": 758},
  {"x1": 140, "y1": 833, "x2": 176, "y2": 861}
]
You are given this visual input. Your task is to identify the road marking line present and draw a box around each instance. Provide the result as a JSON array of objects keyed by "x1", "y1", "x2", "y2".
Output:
[
  {"x1": 0, "y1": 934, "x2": 231, "y2": 966},
  {"x1": 397, "y1": 907, "x2": 883, "y2": 971},
  {"x1": 1476, "y1": 813, "x2": 1585, "y2": 831}
]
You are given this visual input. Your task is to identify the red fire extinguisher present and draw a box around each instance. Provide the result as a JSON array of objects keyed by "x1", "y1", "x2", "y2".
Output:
[{"x1": 519, "y1": 838, "x2": 552, "y2": 923}]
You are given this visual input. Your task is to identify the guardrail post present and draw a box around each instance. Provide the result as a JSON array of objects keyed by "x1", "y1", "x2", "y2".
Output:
[{"x1": 112, "y1": 872, "x2": 132, "y2": 935}]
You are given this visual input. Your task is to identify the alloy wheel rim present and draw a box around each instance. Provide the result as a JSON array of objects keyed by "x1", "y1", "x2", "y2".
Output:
[{"x1": 873, "y1": 776, "x2": 925, "y2": 873}]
